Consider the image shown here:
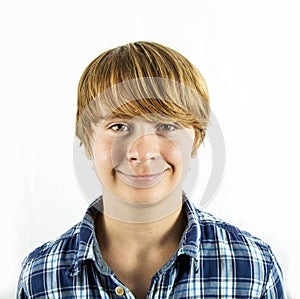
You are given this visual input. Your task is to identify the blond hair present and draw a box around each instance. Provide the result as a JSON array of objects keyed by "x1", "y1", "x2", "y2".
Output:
[{"x1": 76, "y1": 41, "x2": 210, "y2": 157}]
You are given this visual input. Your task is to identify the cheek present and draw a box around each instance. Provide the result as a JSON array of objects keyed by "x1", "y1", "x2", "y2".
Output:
[
  {"x1": 95, "y1": 141, "x2": 111, "y2": 161},
  {"x1": 111, "y1": 138, "x2": 130, "y2": 167},
  {"x1": 93, "y1": 137, "x2": 128, "y2": 173},
  {"x1": 162, "y1": 142, "x2": 182, "y2": 163},
  {"x1": 163, "y1": 134, "x2": 194, "y2": 171},
  {"x1": 93, "y1": 138, "x2": 115, "y2": 175}
]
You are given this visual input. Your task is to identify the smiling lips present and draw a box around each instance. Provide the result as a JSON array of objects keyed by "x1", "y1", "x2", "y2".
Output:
[{"x1": 115, "y1": 169, "x2": 166, "y2": 188}]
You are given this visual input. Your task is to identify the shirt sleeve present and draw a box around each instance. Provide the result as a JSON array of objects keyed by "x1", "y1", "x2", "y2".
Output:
[
  {"x1": 261, "y1": 250, "x2": 288, "y2": 299},
  {"x1": 16, "y1": 257, "x2": 29, "y2": 299},
  {"x1": 17, "y1": 288, "x2": 28, "y2": 299}
]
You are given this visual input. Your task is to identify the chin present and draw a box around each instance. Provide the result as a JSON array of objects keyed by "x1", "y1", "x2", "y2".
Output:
[{"x1": 117, "y1": 183, "x2": 179, "y2": 205}]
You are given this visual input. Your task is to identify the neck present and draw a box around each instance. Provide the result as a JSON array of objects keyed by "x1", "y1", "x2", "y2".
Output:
[
  {"x1": 100, "y1": 185, "x2": 184, "y2": 223},
  {"x1": 95, "y1": 191, "x2": 187, "y2": 252}
]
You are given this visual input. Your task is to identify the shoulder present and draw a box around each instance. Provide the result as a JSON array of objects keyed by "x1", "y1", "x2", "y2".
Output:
[
  {"x1": 192, "y1": 207, "x2": 285, "y2": 296},
  {"x1": 193, "y1": 206, "x2": 275, "y2": 265},
  {"x1": 17, "y1": 202, "x2": 99, "y2": 298},
  {"x1": 20, "y1": 222, "x2": 81, "y2": 280},
  {"x1": 29, "y1": 222, "x2": 80, "y2": 258}
]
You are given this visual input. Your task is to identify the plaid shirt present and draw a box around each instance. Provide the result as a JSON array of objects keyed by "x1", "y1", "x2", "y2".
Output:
[{"x1": 17, "y1": 198, "x2": 286, "y2": 298}]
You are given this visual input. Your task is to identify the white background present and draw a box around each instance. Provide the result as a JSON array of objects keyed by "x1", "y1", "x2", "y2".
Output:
[{"x1": 1, "y1": 1, "x2": 299, "y2": 298}]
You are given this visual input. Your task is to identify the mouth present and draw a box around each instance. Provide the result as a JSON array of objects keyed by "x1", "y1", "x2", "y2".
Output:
[{"x1": 115, "y1": 170, "x2": 166, "y2": 188}]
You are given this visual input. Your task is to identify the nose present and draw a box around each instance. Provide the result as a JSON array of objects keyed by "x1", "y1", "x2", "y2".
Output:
[{"x1": 127, "y1": 133, "x2": 160, "y2": 163}]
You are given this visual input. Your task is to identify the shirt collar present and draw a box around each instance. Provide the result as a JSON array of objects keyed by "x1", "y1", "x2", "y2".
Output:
[
  {"x1": 69, "y1": 198, "x2": 102, "y2": 276},
  {"x1": 70, "y1": 196, "x2": 201, "y2": 275},
  {"x1": 177, "y1": 196, "x2": 201, "y2": 272}
]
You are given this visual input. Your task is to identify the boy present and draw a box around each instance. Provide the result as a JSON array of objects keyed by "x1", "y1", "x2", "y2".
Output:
[{"x1": 17, "y1": 41, "x2": 286, "y2": 298}]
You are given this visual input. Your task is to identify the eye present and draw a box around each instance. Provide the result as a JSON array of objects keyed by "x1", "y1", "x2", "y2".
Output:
[
  {"x1": 157, "y1": 123, "x2": 179, "y2": 133},
  {"x1": 108, "y1": 123, "x2": 130, "y2": 132}
]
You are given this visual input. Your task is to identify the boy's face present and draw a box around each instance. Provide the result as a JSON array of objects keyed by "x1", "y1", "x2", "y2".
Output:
[{"x1": 91, "y1": 115, "x2": 195, "y2": 204}]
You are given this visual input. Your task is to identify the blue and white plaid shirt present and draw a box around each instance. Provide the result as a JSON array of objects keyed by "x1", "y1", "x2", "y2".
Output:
[{"x1": 17, "y1": 198, "x2": 286, "y2": 298}]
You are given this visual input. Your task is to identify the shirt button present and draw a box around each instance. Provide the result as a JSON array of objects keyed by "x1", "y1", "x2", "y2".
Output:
[{"x1": 115, "y1": 286, "x2": 125, "y2": 296}]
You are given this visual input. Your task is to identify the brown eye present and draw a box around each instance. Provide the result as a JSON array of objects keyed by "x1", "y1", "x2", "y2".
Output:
[{"x1": 109, "y1": 124, "x2": 130, "y2": 132}]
